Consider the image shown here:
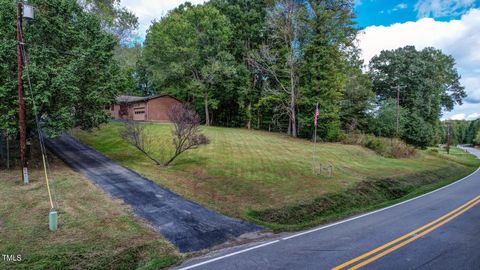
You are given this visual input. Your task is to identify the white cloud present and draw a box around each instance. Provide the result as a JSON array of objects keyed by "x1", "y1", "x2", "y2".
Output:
[
  {"x1": 450, "y1": 113, "x2": 466, "y2": 120},
  {"x1": 121, "y1": 0, "x2": 206, "y2": 38},
  {"x1": 358, "y1": 8, "x2": 480, "y2": 119},
  {"x1": 442, "y1": 102, "x2": 480, "y2": 120},
  {"x1": 449, "y1": 112, "x2": 480, "y2": 120},
  {"x1": 466, "y1": 112, "x2": 480, "y2": 120},
  {"x1": 393, "y1": 3, "x2": 408, "y2": 11},
  {"x1": 415, "y1": 0, "x2": 475, "y2": 18}
]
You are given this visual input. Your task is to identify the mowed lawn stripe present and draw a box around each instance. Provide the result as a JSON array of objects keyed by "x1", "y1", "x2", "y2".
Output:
[{"x1": 72, "y1": 123, "x2": 479, "y2": 221}]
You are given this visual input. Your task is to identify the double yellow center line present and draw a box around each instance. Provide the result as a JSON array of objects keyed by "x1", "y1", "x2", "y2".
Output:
[{"x1": 333, "y1": 195, "x2": 480, "y2": 270}]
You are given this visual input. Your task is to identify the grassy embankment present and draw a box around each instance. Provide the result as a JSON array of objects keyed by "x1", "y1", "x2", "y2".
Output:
[
  {"x1": 73, "y1": 122, "x2": 480, "y2": 231},
  {"x1": 0, "y1": 157, "x2": 180, "y2": 269}
]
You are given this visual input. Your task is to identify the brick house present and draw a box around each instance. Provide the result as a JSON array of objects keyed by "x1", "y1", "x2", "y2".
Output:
[{"x1": 109, "y1": 95, "x2": 183, "y2": 122}]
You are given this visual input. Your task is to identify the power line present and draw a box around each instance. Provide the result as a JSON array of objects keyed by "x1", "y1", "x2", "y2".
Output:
[{"x1": 19, "y1": 16, "x2": 59, "y2": 210}]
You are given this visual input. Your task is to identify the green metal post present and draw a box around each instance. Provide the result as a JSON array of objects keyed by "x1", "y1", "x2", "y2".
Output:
[{"x1": 49, "y1": 210, "x2": 58, "y2": 231}]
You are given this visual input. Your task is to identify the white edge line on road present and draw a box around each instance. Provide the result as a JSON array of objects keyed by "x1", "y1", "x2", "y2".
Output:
[
  {"x1": 178, "y1": 240, "x2": 280, "y2": 270},
  {"x1": 282, "y1": 168, "x2": 480, "y2": 240},
  {"x1": 178, "y1": 165, "x2": 480, "y2": 270}
]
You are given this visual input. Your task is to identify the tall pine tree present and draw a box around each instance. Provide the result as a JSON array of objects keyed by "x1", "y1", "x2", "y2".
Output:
[{"x1": 300, "y1": 0, "x2": 358, "y2": 140}]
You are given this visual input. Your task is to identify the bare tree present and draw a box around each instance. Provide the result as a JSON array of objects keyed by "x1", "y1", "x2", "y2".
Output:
[
  {"x1": 164, "y1": 104, "x2": 210, "y2": 166},
  {"x1": 120, "y1": 121, "x2": 161, "y2": 165},
  {"x1": 247, "y1": 0, "x2": 308, "y2": 137}
]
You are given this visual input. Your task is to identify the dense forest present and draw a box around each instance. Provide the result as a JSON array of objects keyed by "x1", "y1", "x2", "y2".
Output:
[
  {"x1": 0, "y1": 0, "x2": 137, "y2": 138},
  {"x1": 136, "y1": 0, "x2": 467, "y2": 148},
  {"x1": 445, "y1": 119, "x2": 480, "y2": 146},
  {"x1": 0, "y1": 0, "x2": 475, "y2": 150}
]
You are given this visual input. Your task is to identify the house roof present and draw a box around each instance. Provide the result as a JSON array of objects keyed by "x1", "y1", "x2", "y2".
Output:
[
  {"x1": 115, "y1": 95, "x2": 182, "y2": 104},
  {"x1": 116, "y1": 95, "x2": 150, "y2": 103}
]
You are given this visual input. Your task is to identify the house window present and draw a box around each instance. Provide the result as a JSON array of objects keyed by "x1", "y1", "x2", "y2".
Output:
[{"x1": 135, "y1": 111, "x2": 145, "y2": 115}]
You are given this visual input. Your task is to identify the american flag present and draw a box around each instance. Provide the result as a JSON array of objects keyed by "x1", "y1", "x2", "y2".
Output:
[{"x1": 314, "y1": 102, "x2": 320, "y2": 128}]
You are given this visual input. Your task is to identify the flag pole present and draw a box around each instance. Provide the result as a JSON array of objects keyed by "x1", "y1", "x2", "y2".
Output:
[
  {"x1": 313, "y1": 101, "x2": 319, "y2": 174},
  {"x1": 313, "y1": 122, "x2": 317, "y2": 174}
]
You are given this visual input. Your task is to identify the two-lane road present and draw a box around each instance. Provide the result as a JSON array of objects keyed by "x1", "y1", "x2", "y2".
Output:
[{"x1": 178, "y1": 147, "x2": 480, "y2": 270}]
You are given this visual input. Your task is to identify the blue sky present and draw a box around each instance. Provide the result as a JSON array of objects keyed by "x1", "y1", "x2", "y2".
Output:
[
  {"x1": 355, "y1": 0, "x2": 479, "y2": 28},
  {"x1": 354, "y1": 0, "x2": 480, "y2": 121},
  {"x1": 121, "y1": 0, "x2": 480, "y2": 121}
]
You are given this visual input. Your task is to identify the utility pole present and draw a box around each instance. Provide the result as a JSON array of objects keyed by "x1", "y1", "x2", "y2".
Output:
[
  {"x1": 17, "y1": 2, "x2": 28, "y2": 184},
  {"x1": 6, "y1": 133, "x2": 10, "y2": 169},
  {"x1": 396, "y1": 85, "x2": 400, "y2": 137},
  {"x1": 446, "y1": 121, "x2": 451, "y2": 155}
]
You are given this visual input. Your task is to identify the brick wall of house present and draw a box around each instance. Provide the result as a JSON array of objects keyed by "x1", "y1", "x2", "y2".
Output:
[
  {"x1": 110, "y1": 95, "x2": 182, "y2": 122},
  {"x1": 146, "y1": 96, "x2": 182, "y2": 122},
  {"x1": 113, "y1": 104, "x2": 121, "y2": 119}
]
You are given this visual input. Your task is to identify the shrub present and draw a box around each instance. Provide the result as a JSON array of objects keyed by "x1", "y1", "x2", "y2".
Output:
[
  {"x1": 343, "y1": 133, "x2": 416, "y2": 158},
  {"x1": 391, "y1": 140, "x2": 417, "y2": 158},
  {"x1": 120, "y1": 121, "x2": 161, "y2": 165},
  {"x1": 364, "y1": 136, "x2": 387, "y2": 155},
  {"x1": 401, "y1": 113, "x2": 433, "y2": 149},
  {"x1": 164, "y1": 104, "x2": 210, "y2": 166}
]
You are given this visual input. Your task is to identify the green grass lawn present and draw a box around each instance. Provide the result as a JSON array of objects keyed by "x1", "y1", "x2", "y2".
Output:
[
  {"x1": 72, "y1": 122, "x2": 480, "y2": 228},
  {"x1": 0, "y1": 158, "x2": 180, "y2": 269}
]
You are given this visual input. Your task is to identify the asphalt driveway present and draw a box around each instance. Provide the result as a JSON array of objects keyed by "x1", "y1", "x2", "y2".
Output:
[{"x1": 46, "y1": 134, "x2": 262, "y2": 252}]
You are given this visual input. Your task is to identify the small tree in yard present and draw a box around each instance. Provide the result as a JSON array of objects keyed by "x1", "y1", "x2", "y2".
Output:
[
  {"x1": 120, "y1": 121, "x2": 161, "y2": 165},
  {"x1": 164, "y1": 104, "x2": 210, "y2": 166}
]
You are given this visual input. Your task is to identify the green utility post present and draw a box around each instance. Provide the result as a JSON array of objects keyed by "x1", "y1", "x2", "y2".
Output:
[{"x1": 49, "y1": 210, "x2": 58, "y2": 231}]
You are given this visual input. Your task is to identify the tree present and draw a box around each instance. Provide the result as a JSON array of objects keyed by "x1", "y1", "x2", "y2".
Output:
[
  {"x1": 474, "y1": 131, "x2": 480, "y2": 146},
  {"x1": 248, "y1": 0, "x2": 309, "y2": 137},
  {"x1": 78, "y1": 1, "x2": 141, "y2": 98},
  {"x1": 78, "y1": 0, "x2": 139, "y2": 44},
  {"x1": 443, "y1": 120, "x2": 470, "y2": 145},
  {"x1": 465, "y1": 119, "x2": 480, "y2": 145},
  {"x1": 369, "y1": 46, "x2": 466, "y2": 147},
  {"x1": 300, "y1": 0, "x2": 358, "y2": 140},
  {"x1": 370, "y1": 99, "x2": 406, "y2": 138},
  {"x1": 209, "y1": 0, "x2": 270, "y2": 60},
  {"x1": 0, "y1": 0, "x2": 121, "y2": 138},
  {"x1": 210, "y1": 0, "x2": 270, "y2": 129},
  {"x1": 114, "y1": 43, "x2": 146, "y2": 96},
  {"x1": 0, "y1": 131, "x2": 13, "y2": 169},
  {"x1": 164, "y1": 104, "x2": 210, "y2": 166},
  {"x1": 143, "y1": 4, "x2": 235, "y2": 126},
  {"x1": 79, "y1": 1, "x2": 141, "y2": 98},
  {"x1": 139, "y1": 0, "x2": 364, "y2": 140},
  {"x1": 120, "y1": 105, "x2": 209, "y2": 167},
  {"x1": 402, "y1": 113, "x2": 434, "y2": 149},
  {"x1": 120, "y1": 121, "x2": 161, "y2": 165},
  {"x1": 340, "y1": 52, "x2": 374, "y2": 133}
]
